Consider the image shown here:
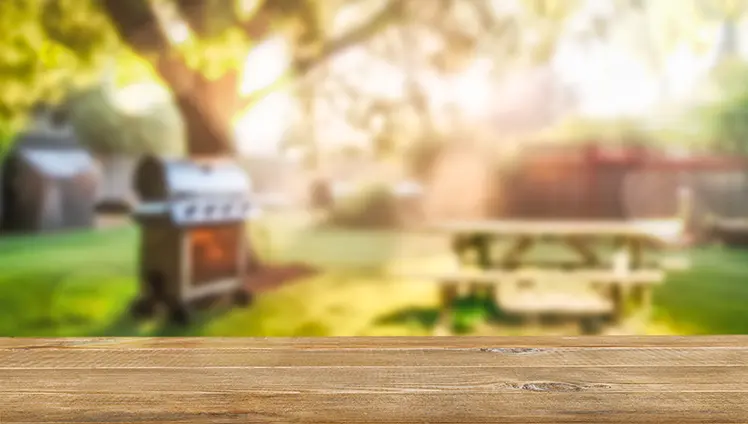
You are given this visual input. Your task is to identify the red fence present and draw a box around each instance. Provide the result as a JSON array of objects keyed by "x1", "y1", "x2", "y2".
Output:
[{"x1": 500, "y1": 143, "x2": 748, "y2": 221}]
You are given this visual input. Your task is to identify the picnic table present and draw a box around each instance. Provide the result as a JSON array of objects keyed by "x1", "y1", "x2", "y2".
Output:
[{"x1": 412, "y1": 219, "x2": 688, "y2": 333}]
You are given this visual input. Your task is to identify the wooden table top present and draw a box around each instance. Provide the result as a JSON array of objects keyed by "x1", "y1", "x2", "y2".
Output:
[
  {"x1": 2, "y1": 336, "x2": 746, "y2": 423},
  {"x1": 425, "y1": 219, "x2": 684, "y2": 243}
]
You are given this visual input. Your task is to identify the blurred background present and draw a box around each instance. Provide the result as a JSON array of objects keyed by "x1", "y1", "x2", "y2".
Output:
[{"x1": 1, "y1": 0, "x2": 748, "y2": 337}]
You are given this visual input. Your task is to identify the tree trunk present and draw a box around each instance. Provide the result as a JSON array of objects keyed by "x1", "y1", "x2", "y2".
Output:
[{"x1": 101, "y1": 0, "x2": 238, "y2": 157}]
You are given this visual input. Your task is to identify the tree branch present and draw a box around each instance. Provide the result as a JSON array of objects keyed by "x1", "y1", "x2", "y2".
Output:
[
  {"x1": 234, "y1": 0, "x2": 404, "y2": 115},
  {"x1": 293, "y1": 0, "x2": 404, "y2": 74},
  {"x1": 99, "y1": 0, "x2": 170, "y2": 54},
  {"x1": 100, "y1": 0, "x2": 235, "y2": 156},
  {"x1": 174, "y1": 0, "x2": 210, "y2": 36}
]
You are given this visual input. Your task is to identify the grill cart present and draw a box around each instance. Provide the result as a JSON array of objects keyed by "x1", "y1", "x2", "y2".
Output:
[{"x1": 129, "y1": 155, "x2": 259, "y2": 324}]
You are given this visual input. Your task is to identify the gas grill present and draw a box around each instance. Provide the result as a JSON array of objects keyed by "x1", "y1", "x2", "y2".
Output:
[{"x1": 129, "y1": 155, "x2": 259, "y2": 324}]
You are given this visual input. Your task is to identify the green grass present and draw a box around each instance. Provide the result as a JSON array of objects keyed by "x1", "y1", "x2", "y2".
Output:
[
  {"x1": 0, "y1": 226, "x2": 138, "y2": 336},
  {"x1": 652, "y1": 246, "x2": 748, "y2": 334},
  {"x1": 0, "y1": 212, "x2": 747, "y2": 336}
]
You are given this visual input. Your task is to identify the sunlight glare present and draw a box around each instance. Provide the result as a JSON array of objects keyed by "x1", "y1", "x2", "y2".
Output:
[
  {"x1": 240, "y1": 37, "x2": 290, "y2": 95},
  {"x1": 114, "y1": 83, "x2": 170, "y2": 115},
  {"x1": 237, "y1": 0, "x2": 263, "y2": 17},
  {"x1": 234, "y1": 92, "x2": 292, "y2": 156},
  {"x1": 451, "y1": 58, "x2": 493, "y2": 117},
  {"x1": 152, "y1": 1, "x2": 191, "y2": 45},
  {"x1": 235, "y1": 37, "x2": 294, "y2": 156},
  {"x1": 168, "y1": 23, "x2": 190, "y2": 45}
]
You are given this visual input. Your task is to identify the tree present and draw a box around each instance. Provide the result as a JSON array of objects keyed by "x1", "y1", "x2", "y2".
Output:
[
  {"x1": 695, "y1": 0, "x2": 748, "y2": 61},
  {"x1": 2, "y1": 0, "x2": 595, "y2": 160},
  {"x1": 95, "y1": 0, "x2": 406, "y2": 157},
  {"x1": 298, "y1": 0, "x2": 584, "y2": 166},
  {"x1": 695, "y1": 60, "x2": 748, "y2": 154}
]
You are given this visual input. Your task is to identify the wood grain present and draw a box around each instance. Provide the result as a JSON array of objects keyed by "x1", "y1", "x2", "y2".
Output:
[{"x1": 1, "y1": 337, "x2": 747, "y2": 423}]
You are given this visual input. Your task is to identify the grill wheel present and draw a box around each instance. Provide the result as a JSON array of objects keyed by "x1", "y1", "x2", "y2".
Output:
[
  {"x1": 129, "y1": 297, "x2": 157, "y2": 319},
  {"x1": 168, "y1": 303, "x2": 193, "y2": 326}
]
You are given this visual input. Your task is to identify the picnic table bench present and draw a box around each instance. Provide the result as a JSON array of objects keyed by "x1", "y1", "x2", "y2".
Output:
[{"x1": 406, "y1": 219, "x2": 688, "y2": 333}]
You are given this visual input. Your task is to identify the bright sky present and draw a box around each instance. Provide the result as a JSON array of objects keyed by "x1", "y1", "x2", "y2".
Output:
[
  {"x1": 234, "y1": 37, "x2": 294, "y2": 156},
  {"x1": 552, "y1": 39, "x2": 661, "y2": 118},
  {"x1": 550, "y1": 0, "x2": 731, "y2": 118},
  {"x1": 551, "y1": 24, "x2": 718, "y2": 118},
  {"x1": 229, "y1": 33, "x2": 720, "y2": 155}
]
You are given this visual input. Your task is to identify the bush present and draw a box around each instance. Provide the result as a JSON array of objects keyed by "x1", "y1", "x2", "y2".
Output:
[
  {"x1": 324, "y1": 184, "x2": 421, "y2": 229},
  {"x1": 405, "y1": 138, "x2": 446, "y2": 182},
  {"x1": 705, "y1": 218, "x2": 748, "y2": 248},
  {"x1": 309, "y1": 178, "x2": 334, "y2": 210}
]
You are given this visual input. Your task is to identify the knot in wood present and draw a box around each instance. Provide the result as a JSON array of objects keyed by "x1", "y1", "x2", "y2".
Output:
[{"x1": 519, "y1": 382, "x2": 585, "y2": 392}]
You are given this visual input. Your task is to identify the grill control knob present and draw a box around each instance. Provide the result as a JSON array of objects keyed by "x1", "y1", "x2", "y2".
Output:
[
  {"x1": 189, "y1": 202, "x2": 203, "y2": 222},
  {"x1": 205, "y1": 205, "x2": 215, "y2": 218}
]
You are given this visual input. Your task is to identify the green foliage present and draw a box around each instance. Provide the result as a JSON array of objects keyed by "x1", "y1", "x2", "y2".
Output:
[
  {"x1": 67, "y1": 83, "x2": 185, "y2": 155},
  {"x1": 0, "y1": 119, "x2": 17, "y2": 158},
  {"x1": 542, "y1": 116, "x2": 656, "y2": 145},
  {"x1": 699, "y1": 96, "x2": 748, "y2": 154},
  {"x1": 0, "y1": 0, "x2": 118, "y2": 123},
  {"x1": 325, "y1": 184, "x2": 405, "y2": 229},
  {"x1": 693, "y1": 60, "x2": 748, "y2": 154},
  {"x1": 110, "y1": 49, "x2": 163, "y2": 89},
  {"x1": 177, "y1": 27, "x2": 253, "y2": 80}
]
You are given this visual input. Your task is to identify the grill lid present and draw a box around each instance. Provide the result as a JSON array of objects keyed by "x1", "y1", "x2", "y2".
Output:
[{"x1": 134, "y1": 155, "x2": 252, "y2": 202}]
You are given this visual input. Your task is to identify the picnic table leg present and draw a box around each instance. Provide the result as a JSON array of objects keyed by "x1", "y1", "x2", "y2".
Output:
[
  {"x1": 631, "y1": 285, "x2": 653, "y2": 318},
  {"x1": 565, "y1": 236, "x2": 601, "y2": 268},
  {"x1": 438, "y1": 283, "x2": 459, "y2": 332},
  {"x1": 624, "y1": 237, "x2": 647, "y2": 318},
  {"x1": 470, "y1": 234, "x2": 493, "y2": 297},
  {"x1": 609, "y1": 284, "x2": 626, "y2": 323},
  {"x1": 452, "y1": 234, "x2": 493, "y2": 298},
  {"x1": 607, "y1": 237, "x2": 648, "y2": 323},
  {"x1": 629, "y1": 238, "x2": 644, "y2": 270},
  {"x1": 500, "y1": 236, "x2": 535, "y2": 269}
]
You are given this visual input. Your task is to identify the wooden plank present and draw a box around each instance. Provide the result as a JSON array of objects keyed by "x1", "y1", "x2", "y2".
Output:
[
  {"x1": 2, "y1": 366, "x2": 747, "y2": 393},
  {"x1": 3, "y1": 392, "x2": 747, "y2": 423},
  {"x1": 7, "y1": 336, "x2": 747, "y2": 349},
  {"x1": 2, "y1": 346, "x2": 748, "y2": 368},
  {"x1": 1, "y1": 337, "x2": 747, "y2": 423}
]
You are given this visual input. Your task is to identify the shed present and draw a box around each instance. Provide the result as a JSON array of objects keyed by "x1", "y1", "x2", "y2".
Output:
[{"x1": 0, "y1": 120, "x2": 98, "y2": 233}]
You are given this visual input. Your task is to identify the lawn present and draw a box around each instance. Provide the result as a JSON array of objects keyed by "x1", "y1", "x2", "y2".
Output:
[{"x1": 0, "y1": 211, "x2": 747, "y2": 336}]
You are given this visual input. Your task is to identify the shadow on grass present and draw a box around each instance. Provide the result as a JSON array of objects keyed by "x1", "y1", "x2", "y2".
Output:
[
  {"x1": 94, "y1": 262, "x2": 324, "y2": 337},
  {"x1": 377, "y1": 308, "x2": 441, "y2": 329},
  {"x1": 376, "y1": 291, "x2": 521, "y2": 334},
  {"x1": 98, "y1": 311, "x2": 217, "y2": 337}
]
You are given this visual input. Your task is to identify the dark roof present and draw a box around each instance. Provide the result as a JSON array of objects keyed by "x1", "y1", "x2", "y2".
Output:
[
  {"x1": 6, "y1": 132, "x2": 96, "y2": 179},
  {"x1": 12, "y1": 131, "x2": 83, "y2": 151}
]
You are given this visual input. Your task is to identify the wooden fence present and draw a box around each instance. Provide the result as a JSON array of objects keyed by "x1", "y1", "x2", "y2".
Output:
[{"x1": 498, "y1": 144, "x2": 748, "y2": 224}]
